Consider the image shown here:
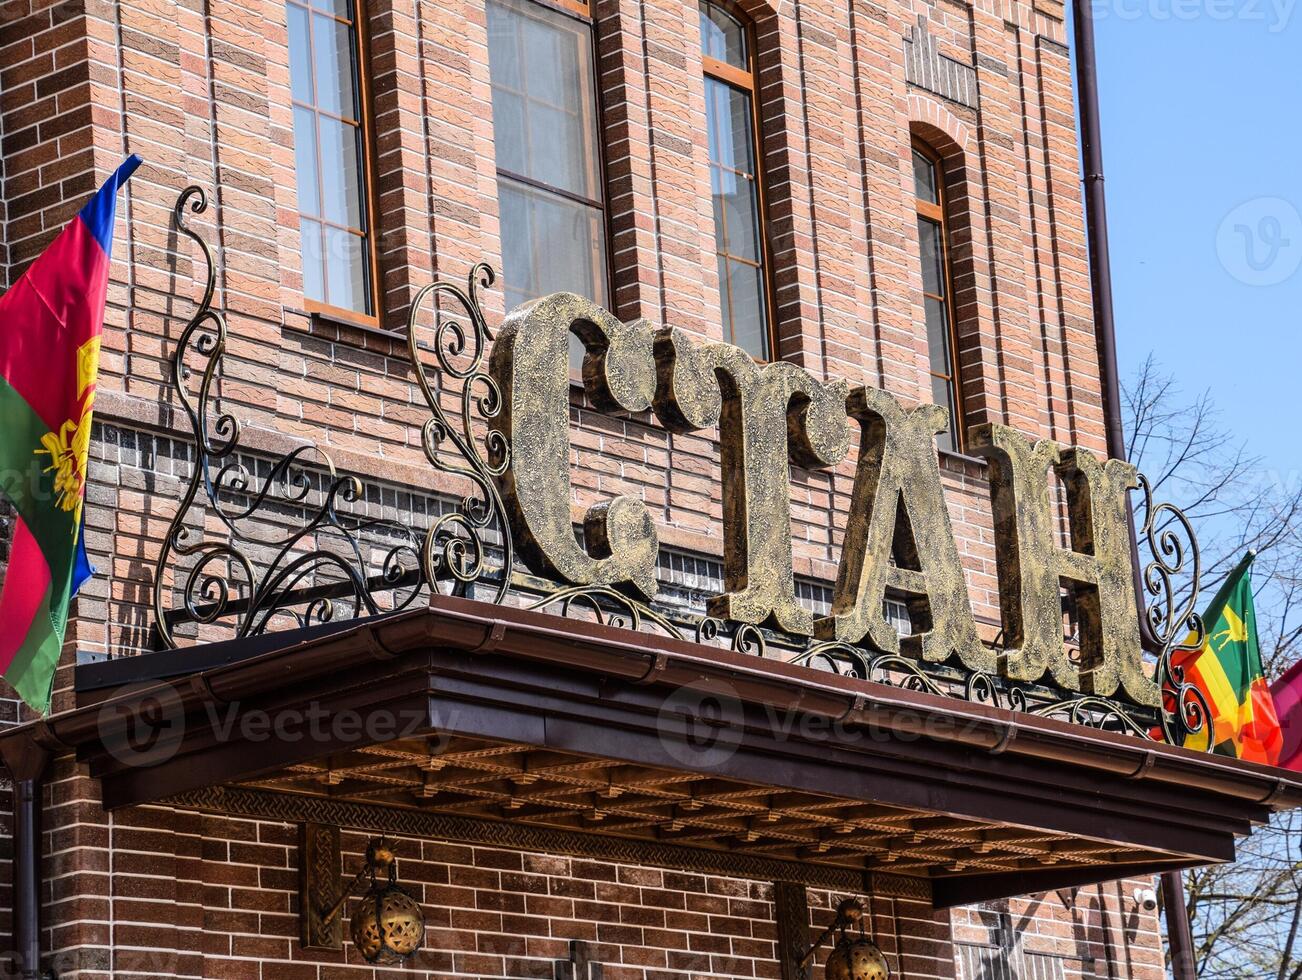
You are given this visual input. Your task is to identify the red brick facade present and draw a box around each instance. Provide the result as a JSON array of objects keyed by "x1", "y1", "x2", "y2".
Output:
[
  {"x1": 0, "y1": 0, "x2": 1170, "y2": 974},
  {"x1": 18, "y1": 768, "x2": 1166, "y2": 979}
]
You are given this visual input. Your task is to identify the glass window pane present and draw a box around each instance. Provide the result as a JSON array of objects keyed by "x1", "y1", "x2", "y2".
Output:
[
  {"x1": 924, "y1": 296, "x2": 951, "y2": 377},
  {"x1": 318, "y1": 115, "x2": 365, "y2": 228},
  {"x1": 710, "y1": 166, "x2": 726, "y2": 252},
  {"x1": 534, "y1": 191, "x2": 606, "y2": 306},
  {"x1": 288, "y1": 3, "x2": 314, "y2": 104},
  {"x1": 699, "y1": 1, "x2": 747, "y2": 68},
  {"x1": 715, "y1": 167, "x2": 760, "y2": 262},
  {"x1": 523, "y1": 12, "x2": 568, "y2": 105},
  {"x1": 705, "y1": 77, "x2": 755, "y2": 177},
  {"x1": 716, "y1": 254, "x2": 732, "y2": 343},
  {"x1": 292, "y1": 107, "x2": 320, "y2": 217},
  {"x1": 707, "y1": 81, "x2": 760, "y2": 262},
  {"x1": 489, "y1": 0, "x2": 607, "y2": 315},
  {"x1": 531, "y1": 103, "x2": 587, "y2": 194},
  {"x1": 726, "y1": 259, "x2": 767, "y2": 359},
  {"x1": 287, "y1": 0, "x2": 373, "y2": 317},
  {"x1": 490, "y1": 89, "x2": 526, "y2": 177},
  {"x1": 486, "y1": 0, "x2": 523, "y2": 90},
  {"x1": 498, "y1": 180, "x2": 534, "y2": 310},
  {"x1": 705, "y1": 58, "x2": 767, "y2": 355},
  {"x1": 931, "y1": 375, "x2": 956, "y2": 453},
  {"x1": 312, "y1": 11, "x2": 357, "y2": 118},
  {"x1": 913, "y1": 148, "x2": 938, "y2": 204},
  {"x1": 323, "y1": 226, "x2": 369, "y2": 313},
  {"x1": 498, "y1": 177, "x2": 607, "y2": 308},
  {"x1": 487, "y1": 0, "x2": 600, "y2": 200},
  {"x1": 300, "y1": 219, "x2": 325, "y2": 303},
  {"x1": 311, "y1": 0, "x2": 351, "y2": 16},
  {"x1": 918, "y1": 217, "x2": 945, "y2": 297}
]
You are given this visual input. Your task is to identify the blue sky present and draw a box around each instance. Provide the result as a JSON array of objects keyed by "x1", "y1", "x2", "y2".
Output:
[{"x1": 1090, "y1": 8, "x2": 1302, "y2": 481}]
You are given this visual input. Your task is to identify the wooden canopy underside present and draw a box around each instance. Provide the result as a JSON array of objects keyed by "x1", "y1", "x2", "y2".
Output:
[{"x1": 6, "y1": 595, "x2": 1296, "y2": 909}]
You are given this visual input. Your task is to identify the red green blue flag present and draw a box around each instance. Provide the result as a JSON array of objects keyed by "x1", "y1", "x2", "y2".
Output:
[
  {"x1": 0, "y1": 154, "x2": 141, "y2": 714},
  {"x1": 1174, "y1": 551, "x2": 1282, "y2": 765}
]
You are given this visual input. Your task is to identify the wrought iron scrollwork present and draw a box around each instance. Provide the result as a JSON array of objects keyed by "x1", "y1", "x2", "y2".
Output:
[
  {"x1": 153, "y1": 186, "x2": 428, "y2": 645},
  {"x1": 527, "y1": 585, "x2": 685, "y2": 638},
  {"x1": 405, "y1": 269, "x2": 513, "y2": 602},
  {"x1": 797, "y1": 641, "x2": 1160, "y2": 740},
  {"x1": 1137, "y1": 473, "x2": 1213, "y2": 749},
  {"x1": 150, "y1": 184, "x2": 1210, "y2": 753}
]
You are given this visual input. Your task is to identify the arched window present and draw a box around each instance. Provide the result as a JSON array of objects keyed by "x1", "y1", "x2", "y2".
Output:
[
  {"x1": 699, "y1": 1, "x2": 775, "y2": 360},
  {"x1": 487, "y1": 0, "x2": 609, "y2": 315},
  {"x1": 911, "y1": 139, "x2": 963, "y2": 452}
]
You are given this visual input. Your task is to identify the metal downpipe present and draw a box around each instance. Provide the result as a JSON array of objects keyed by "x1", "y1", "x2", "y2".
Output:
[{"x1": 1070, "y1": 2, "x2": 1196, "y2": 976}]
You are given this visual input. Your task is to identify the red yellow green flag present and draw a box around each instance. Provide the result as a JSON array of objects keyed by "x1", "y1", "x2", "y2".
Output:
[
  {"x1": 0, "y1": 155, "x2": 140, "y2": 714},
  {"x1": 1174, "y1": 552, "x2": 1282, "y2": 764}
]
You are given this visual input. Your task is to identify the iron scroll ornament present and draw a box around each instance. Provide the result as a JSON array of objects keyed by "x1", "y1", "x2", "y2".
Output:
[
  {"x1": 404, "y1": 269, "x2": 513, "y2": 603},
  {"x1": 151, "y1": 183, "x2": 1208, "y2": 751},
  {"x1": 1139, "y1": 473, "x2": 1215, "y2": 749},
  {"x1": 153, "y1": 186, "x2": 432, "y2": 645}
]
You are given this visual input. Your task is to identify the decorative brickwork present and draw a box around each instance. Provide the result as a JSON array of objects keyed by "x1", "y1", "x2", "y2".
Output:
[
  {"x1": 0, "y1": 0, "x2": 1172, "y2": 974},
  {"x1": 904, "y1": 16, "x2": 979, "y2": 110}
]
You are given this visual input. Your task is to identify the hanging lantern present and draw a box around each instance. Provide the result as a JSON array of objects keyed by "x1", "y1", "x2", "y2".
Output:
[
  {"x1": 797, "y1": 896, "x2": 892, "y2": 980},
  {"x1": 347, "y1": 839, "x2": 425, "y2": 964},
  {"x1": 824, "y1": 934, "x2": 891, "y2": 980}
]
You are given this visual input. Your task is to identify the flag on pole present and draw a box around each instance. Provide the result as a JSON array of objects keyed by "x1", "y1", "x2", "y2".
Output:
[
  {"x1": 1271, "y1": 657, "x2": 1302, "y2": 771},
  {"x1": 0, "y1": 154, "x2": 141, "y2": 714},
  {"x1": 1174, "y1": 551, "x2": 1282, "y2": 764}
]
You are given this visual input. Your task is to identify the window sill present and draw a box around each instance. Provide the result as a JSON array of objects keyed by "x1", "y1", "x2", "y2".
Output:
[
  {"x1": 303, "y1": 300, "x2": 382, "y2": 335},
  {"x1": 305, "y1": 308, "x2": 407, "y2": 348},
  {"x1": 938, "y1": 447, "x2": 988, "y2": 472}
]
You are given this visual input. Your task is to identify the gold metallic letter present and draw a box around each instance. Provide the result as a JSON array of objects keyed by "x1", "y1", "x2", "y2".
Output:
[
  {"x1": 654, "y1": 329, "x2": 849, "y2": 635},
  {"x1": 816, "y1": 387, "x2": 991, "y2": 672},
  {"x1": 490, "y1": 293, "x2": 660, "y2": 599},
  {"x1": 970, "y1": 423, "x2": 1156, "y2": 705}
]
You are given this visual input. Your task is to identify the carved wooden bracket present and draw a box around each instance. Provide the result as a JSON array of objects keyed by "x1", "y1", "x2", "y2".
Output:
[
  {"x1": 774, "y1": 882, "x2": 812, "y2": 980},
  {"x1": 299, "y1": 822, "x2": 344, "y2": 950}
]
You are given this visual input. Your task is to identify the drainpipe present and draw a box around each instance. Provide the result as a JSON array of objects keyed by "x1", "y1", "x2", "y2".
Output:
[
  {"x1": 1072, "y1": 0, "x2": 1125, "y2": 465},
  {"x1": 13, "y1": 776, "x2": 43, "y2": 980},
  {"x1": 1070, "y1": 4, "x2": 1196, "y2": 979},
  {"x1": 1071, "y1": 0, "x2": 1155, "y2": 641},
  {"x1": 5, "y1": 744, "x2": 50, "y2": 980}
]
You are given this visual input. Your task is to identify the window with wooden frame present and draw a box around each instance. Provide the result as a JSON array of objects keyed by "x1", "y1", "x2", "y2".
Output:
[
  {"x1": 699, "y1": 0, "x2": 775, "y2": 361},
  {"x1": 487, "y1": 0, "x2": 610, "y2": 319},
  {"x1": 287, "y1": 0, "x2": 381, "y2": 325},
  {"x1": 912, "y1": 139, "x2": 964, "y2": 453}
]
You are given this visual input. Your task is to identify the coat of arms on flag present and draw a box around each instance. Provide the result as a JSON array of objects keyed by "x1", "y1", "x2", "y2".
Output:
[{"x1": 0, "y1": 155, "x2": 141, "y2": 714}]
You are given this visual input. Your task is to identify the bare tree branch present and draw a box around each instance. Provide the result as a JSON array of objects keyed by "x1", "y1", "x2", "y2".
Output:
[{"x1": 1126, "y1": 360, "x2": 1302, "y2": 980}]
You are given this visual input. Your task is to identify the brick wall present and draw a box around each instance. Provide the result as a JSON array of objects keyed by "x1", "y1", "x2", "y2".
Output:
[
  {"x1": 26, "y1": 777, "x2": 1164, "y2": 980},
  {"x1": 0, "y1": 0, "x2": 1105, "y2": 604},
  {"x1": 0, "y1": 0, "x2": 1169, "y2": 974}
]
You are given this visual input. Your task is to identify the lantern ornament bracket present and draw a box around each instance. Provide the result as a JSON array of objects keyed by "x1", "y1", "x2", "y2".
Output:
[
  {"x1": 317, "y1": 837, "x2": 425, "y2": 964},
  {"x1": 797, "y1": 897, "x2": 891, "y2": 980}
]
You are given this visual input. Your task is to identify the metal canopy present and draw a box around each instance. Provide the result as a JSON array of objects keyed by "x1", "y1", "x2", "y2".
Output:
[{"x1": 5, "y1": 595, "x2": 1298, "y2": 909}]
